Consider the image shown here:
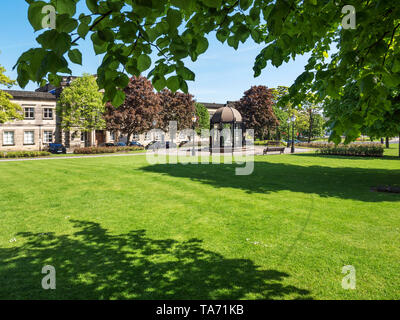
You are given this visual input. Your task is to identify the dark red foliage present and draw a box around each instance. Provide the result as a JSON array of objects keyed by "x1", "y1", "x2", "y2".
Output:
[
  {"x1": 235, "y1": 86, "x2": 279, "y2": 138},
  {"x1": 104, "y1": 76, "x2": 162, "y2": 141},
  {"x1": 158, "y1": 89, "x2": 196, "y2": 131}
]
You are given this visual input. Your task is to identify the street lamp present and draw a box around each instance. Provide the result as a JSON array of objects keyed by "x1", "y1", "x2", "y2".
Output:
[
  {"x1": 291, "y1": 115, "x2": 296, "y2": 153},
  {"x1": 286, "y1": 118, "x2": 291, "y2": 150},
  {"x1": 191, "y1": 114, "x2": 197, "y2": 156}
]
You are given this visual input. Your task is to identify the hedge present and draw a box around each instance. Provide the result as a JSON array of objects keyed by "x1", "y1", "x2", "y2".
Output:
[
  {"x1": 296, "y1": 142, "x2": 335, "y2": 148},
  {"x1": 73, "y1": 146, "x2": 144, "y2": 154},
  {"x1": 317, "y1": 143, "x2": 384, "y2": 157},
  {"x1": 0, "y1": 151, "x2": 51, "y2": 159}
]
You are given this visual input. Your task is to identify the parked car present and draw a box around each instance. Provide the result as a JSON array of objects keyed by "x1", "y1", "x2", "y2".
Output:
[
  {"x1": 129, "y1": 141, "x2": 144, "y2": 147},
  {"x1": 179, "y1": 140, "x2": 189, "y2": 147},
  {"x1": 166, "y1": 141, "x2": 177, "y2": 149},
  {"x1": 116, "y1": 142, "x2": 126, "y2": 146},
  {"x1": 145, "y1": 141, "x2": 163, "y2": 150},
  {"x1": 104, "y1": 142, "x2": 115, "y2": 147},
  {"x1": 48, "y1": 143, "x2": 66, "y2": 154}
]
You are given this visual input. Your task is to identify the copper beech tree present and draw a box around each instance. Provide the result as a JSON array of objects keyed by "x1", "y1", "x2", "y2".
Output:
[
  {"x1": 235, "y1": 85, "x2": 278, "y2": 140},
  {"x1": 158, "y1": 89, "x2": 196, "y2": 131},
  {"x1": 104, "y1": 76, "x2": 161, "y2": 143}
]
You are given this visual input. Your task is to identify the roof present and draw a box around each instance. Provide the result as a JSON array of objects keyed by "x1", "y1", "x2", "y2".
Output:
[
  {"x1": 210, "y1": 105, "x2": 242, "y2": 123},
  {"x1": 3, "y1": 90, "x2": 57, "y2": 101},
  {"x1": 199, "y1": 102, "x2": 225, "y2": 110}
]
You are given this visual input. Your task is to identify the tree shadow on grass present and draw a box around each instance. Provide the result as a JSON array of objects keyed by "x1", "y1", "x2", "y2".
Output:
[
  {"x1": 140, "y1": 159, "x2": 400, "y2": 202},
  {"x1": 0, "y1": 220, "x2": 311, "y2": 300}
]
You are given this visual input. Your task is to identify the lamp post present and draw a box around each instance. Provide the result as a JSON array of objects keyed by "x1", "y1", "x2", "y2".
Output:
[
  {"x1": 191, "y1": 114, "x2": 197, "y2": 156},
  {"x1": 291, "y1": 115, "x2": 296, "y2": 153},
  {"x1": 286, "y1": 118, "x2": 290, "y2": 151}
]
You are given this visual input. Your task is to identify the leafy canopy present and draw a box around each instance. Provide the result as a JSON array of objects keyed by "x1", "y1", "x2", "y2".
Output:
[
  {"x1": 16, "y1": 0, "x2": 400, "y2": 144},
  {"x1": 58, "y1": 74, "x2": 105, "y2": 131},
  {"x1": 0, "y1": 65, "x2": 23, "y2": 123}
]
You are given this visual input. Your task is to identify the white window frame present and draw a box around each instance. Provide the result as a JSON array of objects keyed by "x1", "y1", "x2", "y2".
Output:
[
  {"x1": 24, "y1": 107, "x2": 35, "y2": 119},
  {"x1": 43, "y1": 131, "x2": 53, "y2": 143},
  {"x1": 3, "y1": 131, "x2": 15, "y2": 146},
  {"x1": 24, "y1": 131, "x2": 35, "y2": 145},
  {"x1": 43, "y1": 108, "x2": 54, "y2": 120}
]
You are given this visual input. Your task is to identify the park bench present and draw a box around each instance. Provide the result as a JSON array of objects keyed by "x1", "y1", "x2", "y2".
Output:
[{"x1": 263, "y1": 141, "x2": 285, "y2": 155}]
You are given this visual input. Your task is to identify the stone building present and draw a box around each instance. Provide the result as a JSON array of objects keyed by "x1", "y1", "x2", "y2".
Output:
[
  {"x1": 1, "y1": 78, "x2": 234, "y2": 152},
  {"x1": 0, "y1": 90, "x2": 58, "y2": 151}
]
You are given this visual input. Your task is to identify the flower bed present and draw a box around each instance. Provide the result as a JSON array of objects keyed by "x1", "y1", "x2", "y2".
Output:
[
  {"x1": 0, "y1": 151, "x2": 51, "y2": 159},
  {"x1": 73, "y1": 146, "x2": 144, "y2": 154},
  {"x1": 296, "y1": 141, "x2": 335, "y2": 148},
  {"x1": 317, "y1": 143, "x2": 384, "y2": 157}
]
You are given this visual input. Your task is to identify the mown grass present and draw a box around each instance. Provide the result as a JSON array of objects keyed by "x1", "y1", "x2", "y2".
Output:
[{"x1": 0, "y1": 145, "x2": 399, "y2": 299}]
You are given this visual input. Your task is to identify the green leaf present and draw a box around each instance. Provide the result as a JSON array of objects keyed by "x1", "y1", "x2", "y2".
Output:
[
  {"x1": 137, "y1": 54, "x2": 152, "y2": 72},
  {"x1": 178, "y1": 67, "x2": 195, "y2": 81},
  {"x1": 239, "y1": 0, "x2": 253, "y2": 11},
  {"x1": 196, "y1": 37, "x2": 209, "y2": 54},
  {"x1": 28, "y1": 1, "x2": 47, "y2": 31},
  {"x1": 166, "y1": 76, "x2": 180, "y2": 91},
  {"x1": 202, "y1": 0, "x2": 222, "y2": 8},
  {"x1": 56, "y1": 15, "x2": 78, "y2": 33},
  {"x1": 86, "y1": 0, "x2": 98, "y2": 13},
  {"x1": 166, "y1": 9, "x2": 182, "y2": 31},
  {"x1": 68, "y1": 49, "x2": 82, "y2": 65},
  {"x1": 56, "y1": 0, "x2": 76, "y2": 17},
  {"x1": 112, "y1": 90, "x2": 126, "y2": 107},
  {"x1": 153, "y1": 76, "x2": 166, "y2": 91}
]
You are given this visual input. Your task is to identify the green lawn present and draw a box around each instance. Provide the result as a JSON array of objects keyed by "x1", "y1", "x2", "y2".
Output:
[{"x1": 0, "y1": 145, "x2": 399, "y2": 299}]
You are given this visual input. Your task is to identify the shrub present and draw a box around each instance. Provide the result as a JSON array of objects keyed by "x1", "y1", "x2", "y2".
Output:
[
  {"x1": 296, "y1": 142, "x2": 335, "y2": 148},
  {"x1": 73, "y1": 146, "x2": 144, "y2": 154},
  {"x1": 317, "y1": 143, "x2": 384, "y2": 157},
  {"x1": 0, "y1": 151, "x2": 51, "y2": 159}
]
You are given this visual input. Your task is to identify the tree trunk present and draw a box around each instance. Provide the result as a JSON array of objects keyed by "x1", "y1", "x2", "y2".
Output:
[
  {"x1": 386, "y1": 137, "x2": 390, "y2": 148},
  {"x1": 126, "y1": 133, "x2": 132, "y2": 145},
  {"x1": 308, "y1": 109, "x2": 313, "y2": 143},
  {"x1": 380, "y1": 138, "x2": 384, "y2": 144}
]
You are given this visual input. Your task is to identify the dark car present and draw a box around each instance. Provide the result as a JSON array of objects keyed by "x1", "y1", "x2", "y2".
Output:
[
  {"x1": 48, "y1": 143, "x2": 66, "y2": 154},
  {"x1": 166, "y1": 141, "x2": 177, "y2": 149},
  {"x1": 116, "y1": 142, "x2": 127, "y2": 146},
  {"x1": 104, "y1": 142, "x2": 116, "y2": 147},
  {"x1": 129, "y1": 141, "x2": 144, "y2": 147},
  {"x1": 178, "y1": 140, "x2": 189, "y2": 147},
  {"x1": 145, "y1": 141, "x2": 164, "y2": 150}
]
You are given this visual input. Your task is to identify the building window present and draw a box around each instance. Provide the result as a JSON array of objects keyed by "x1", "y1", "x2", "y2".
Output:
[
  {"x1": 24, "y1": 107, "x2": 35, "y2": 119},
  {"x1": 44, "y1": 131, "x2": 53, "y2": 143},
  {"x1": 110, "y1": 132, "x2": 116, "y2": 141},
  {"x1": 24, "y1": 131, "x2": 35, "y2": 145},
  {"x1": 3, "y1": 131, "x2": 15, "y2": 145},
  {"x1": 81, "y1": 132, "x2": 87, "y2": 142},
  {"x1": 43, "y1": 108, "x2": 53, "y2": 119}
]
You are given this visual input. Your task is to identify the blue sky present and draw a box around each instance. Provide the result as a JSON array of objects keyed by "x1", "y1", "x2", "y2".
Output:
[{"x1": 0, "y1": 0, "x2": 309, "y2": 103}]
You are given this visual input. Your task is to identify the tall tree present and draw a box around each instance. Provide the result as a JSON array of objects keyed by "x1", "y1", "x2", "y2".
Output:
[
  {"x1": 158, "y1": 89, "x2": 195, "y2": 131},
  {"x1": 0, "y1": 65, "x2": 22, "y2": 123},
  {"x1": 16, "y1": 1, "x2": 400, "y2": 145},
  {"x1": 235, "y1": 86, "x2": 279, "y2": 140},
  {"x1": 195, "y1": 102, "x2": 210, "y2": 134},
  {"x1": 104, "y1": 76, "x2": 161, "y2": 143},
  {"x1": 57, "y1": 74, "x2": 105, "y2": 132}
]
